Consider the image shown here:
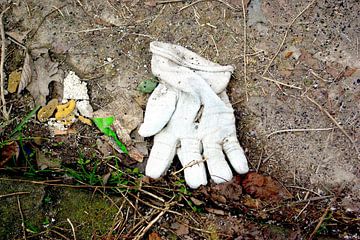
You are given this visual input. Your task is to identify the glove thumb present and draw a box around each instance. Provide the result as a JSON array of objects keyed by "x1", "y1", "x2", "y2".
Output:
[{"x1": 139, "y1": 84, "x2": 177, "y2": 137}]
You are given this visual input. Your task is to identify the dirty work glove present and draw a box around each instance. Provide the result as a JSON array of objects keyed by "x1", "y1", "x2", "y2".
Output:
[{"x1": 139, "y1": 41, "x2": 249, "y2": 188}]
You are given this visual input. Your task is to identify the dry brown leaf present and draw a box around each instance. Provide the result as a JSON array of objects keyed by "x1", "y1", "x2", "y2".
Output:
[
  {"x1": 25, "y1": 49, "x2": 64, "y2": 106},
  {"x1": 18, "y1": 50, "x2": 33, "y2": 94},
  {"x1": 144, "y1": 0, "x2": 156, "y2": 7},
  {"x1": 7, "y1": 69, "x2": 22, "y2": 93},
  {"x1": 148, "y1": 232, "x2": 162, "y2": 240},
  {"x1": 198, "y1": 176, "x2": 243, "y2": 208},
  {"x1": 170, "y1": 222, "x2": 189, "y2": 236},
  {"x1": 0, "y1": 141, "x2": 19, "y2": 168},
  {"x1": 242, "y1": 172, "x2": 292, "y2": 202}
]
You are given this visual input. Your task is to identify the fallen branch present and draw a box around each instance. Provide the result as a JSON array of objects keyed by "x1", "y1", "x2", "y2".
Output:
[{"x1": 0, "y1": 6, "x2": 10, "y2": 120}]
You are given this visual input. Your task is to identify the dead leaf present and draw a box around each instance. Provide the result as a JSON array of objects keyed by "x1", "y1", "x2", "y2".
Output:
[
  {"x1": 7, "y1": 70, "x2": 22, "y2": 93},
  {"x1": 148, "y1": 232, "x2": 162, "y2": 240},
  {"x1": 242, "y1": 195, "x2": 262, "y2": 209},
  {"x1": 37, "y1": 99, "x2": 58, "y2": 122},
  {"x1": 343, "y1": 67, "x2": 357, "y2": 78},
  {"x1": 205, "y1": 208, "x2": 226, "y2": 215},
  {"x1": 26, "y1": 49, "x2": 64, "y2": 106},
  {"x1": 102, "y1": 171, "x2": 112, "y2": 185},
  {"x1": 144, "y1": 0, "x2": 156, "y2": 7},
  {"x1": 6, "y1": 30, "x2": 31, "y2": 43},
  {"x1": 171, "y1": 222, "x2": 189, "y2": 236},
  {"x1": 53, "y1": 128, "x2": 77, "y2": 135},
  {"x1": 228, "y1": 0, "x2": 250, "y2": 7},
  {"x1": 18, "y1": 50, "x2": 33, "y2": 94},
  {"x1": 242, "y1": 172, "x2": 292, "y2": 202},
  {"x1": 36, "y1": 149, "x2": 61, "y2": 170},
  {"x1": 0, "y1": 141, "x2": 20, "y2": 167},
  {"x1": 78, "y1": 115, "x2": 92, "y2": 126},
  {"x1": 198, "y1": 176, "x2": 243, "y2": 208},
  {"x1": 299, "y1": 49, "x2": 320, "y2": 70}
]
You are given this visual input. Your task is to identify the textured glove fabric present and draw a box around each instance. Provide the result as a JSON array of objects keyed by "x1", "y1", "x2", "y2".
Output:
[{"x1": 139, "y1": 41, "x2": 249, "y2": 188}]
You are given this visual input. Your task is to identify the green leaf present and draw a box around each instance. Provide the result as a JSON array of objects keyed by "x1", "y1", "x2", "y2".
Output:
[
  {"x1": 137, "y1": 78, "x2": 158, "y2": 93},
  {"x1": 92, "y1": 116, "x2": 128, "y2": 154}
]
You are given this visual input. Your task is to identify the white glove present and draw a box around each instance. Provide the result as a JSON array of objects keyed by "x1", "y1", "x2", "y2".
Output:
[{"x1": 139, "y1": 42, "x2": 249, "y2": 188}]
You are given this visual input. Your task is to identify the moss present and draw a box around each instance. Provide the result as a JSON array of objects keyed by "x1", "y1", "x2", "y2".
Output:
[
  {"x1": 56, "y1": 188, "x2": 119, "y2": 239},
  {"x1": 0, "y1": 179, "x2": 45, "y2": 238},
  {"x1": 0, "y1": 178, "x2": 121, "y2": 239}
]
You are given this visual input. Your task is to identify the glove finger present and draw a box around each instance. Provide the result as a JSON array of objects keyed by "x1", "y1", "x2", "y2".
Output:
[
  {"x1": 177, "y1": 138, "x2": 207, "y2": 189},
  {"x1": 223, "y1": 134, "x2": 249, "y2": 174},
  {"x1": 139, "y1": 84, "x2": 177, "y2": 137},
  {"x1": 204, "y1": 142, "x2": 233, "y2": 183},
  {"x1": 145, "y1": 131, "x2": 177, "y2": 179}
]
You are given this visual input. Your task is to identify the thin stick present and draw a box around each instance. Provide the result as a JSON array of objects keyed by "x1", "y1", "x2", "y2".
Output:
[
  {"x1": 241, "y1": 0, "x2": 248, "y2": 101},
  {"x1": 157, "y1": 0, "x2": 185, "y2": 3},
  {"x1": 134, "y1": 209, "x2": 167, "y2": 240},
  {"x1": 261, "y1": 76, "x2": 302, "y2": 89},
  {"x1": 267, "y1": 127, "x2": 334, "y2": 138},
  {"x1": 0, "y1": 6, "x2": 10, "y2": 120},
  {"x1": 64, "y1": 27, "x2": 110, "y2": 34},
  {"x1": 262, "y1": 0, "x2": 317, "y2": 76},
  {"x1": 17, "y1": 196, "x2": 27, "y2": 240},
  {"x1": 179, "y1": 0, "x2": 237, "y2": 12},
  {"x1": 172, "y1": 159, "x2": 207, "y2": 176},
  {"x1": 0, "y1": 191, "x2": 30, "y2": 198},
  {"x1": 67, "y1": 218, "x2": 76, "y2": 240},
  {"x1": 210, "y1": 35, "x2": 219, "y2": 56},
  {"x1": 306, "y1": 96, "x2": 359, "y2": 156}
]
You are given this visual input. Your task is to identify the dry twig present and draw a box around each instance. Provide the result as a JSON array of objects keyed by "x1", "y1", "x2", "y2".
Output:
[
  {"x1": 260, "y1": 75, "x2": 302, "y2": 89},
  {"x1": 0, "y1": 6, "x2": 10, "y2": 120},
  {"x1": 267, "y1": 127, "x2": 334, "y2": 138},
  {"x1": 67, "y1": 218, "x2": 76, "y2": 240},
  {"x1": 306, "y1": 96, "x2": 359, "y2": 157},
  {"x1": 241, "y1": 0, "x2": 248, "y2": 101},
  {"x1": 0, "y1": 191, "x2": 30, "y2": 198},
  {"x1": 262, "y1": 0, "x2": 317, "y2": 76},
  {"x1": 179, "y1": 0, "x2": 237, "y2": 12},
  {"x1": 17, "y1": 196, "x2": 27, "y2": 240}
]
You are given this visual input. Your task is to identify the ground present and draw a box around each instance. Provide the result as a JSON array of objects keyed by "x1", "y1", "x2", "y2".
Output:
[{"x1": 0, "y1": 0, "x2": 359, "y2": 239}]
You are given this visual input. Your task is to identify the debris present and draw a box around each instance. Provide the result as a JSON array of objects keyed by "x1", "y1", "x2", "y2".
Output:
[
  {"x1": 247, "y1": 0, "x2": 267, "y2": 26},
  {"x1": 17, "y1": 50, "x2": 33, "y2": 94},
  {"x1": 63, "y1": 71, "x2": 89, "y2": 100},
  {"x1": 62, "y1": 71, "x2": 93, "y2": 117},
  {"x1": 205, "y1": 208, "x2": 226, "y2": 215},
  {"x1": 144, "y1": 0, "x2": 157, "y2": 7},
  {"x1": 299, "y1": 49, "x2": 320, "y2": 70},
  {"x1": 25, "y1": 49, "x2": 64, "y2": 106},
  {"x1": 242, "y1": 195, "x2": 262, "y2": 209},
  {"x1": 37, "y1": 99, "x2": 58, "y2": 122},
  {"x1": 76, "y1": 100, "x2": 93, "y2": 118},
  {"x1": 96, "y1": 138, "x2": 114, "y2": 157},
  {"x1": 198, "y1": 176, "x2": 243, "y2": 208},
  {"x1": 53, "y1": 128, "x2": 77, "y2": 136},
  {"x1": 55, "y1": 100, "x2": 76, "y2": 120},
  {"x1": 36, "y1": 149, "x2": 61, "y2": 170},
  {"x1": 7, "y1": 69, "x2": 21, "y2": 93},
  {"x1": 78, "y1": 115, "x2": 92, "y2": 126},
  {"x1": 148, "y1": 232, "x2": 162, "y2": 240},
  {"x1": 92, "y1": 116, "x2": 128, "y2": 154},
  {"x1": 93, "y1": 91, "x2": 143, "y2": 146},
  {"x1": 242, "y1": 172, "x2": 292, "y2": 202},
  {"x1": 283, "y1": 46, "x2": 302, "y2": 60},
  {"x1": 170, "y1": 222, "x2": 189, "y2": 236},
  {"x1": 137, "y1": 78, "x2": 158, "y2": 93},
  {"x1": 0, "y1": 141, "x2": 19, "y2": 168}
]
